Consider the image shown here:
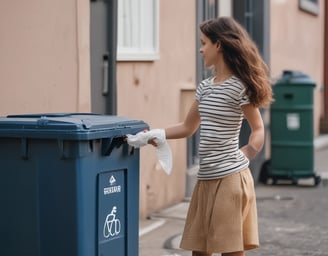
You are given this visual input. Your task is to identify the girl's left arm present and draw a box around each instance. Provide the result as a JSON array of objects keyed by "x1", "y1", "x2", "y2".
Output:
[{"x1": 240, "y1": 104, "x2": 265, "y2": 160}]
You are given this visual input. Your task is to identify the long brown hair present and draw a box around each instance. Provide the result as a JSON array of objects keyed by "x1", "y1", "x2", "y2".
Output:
[{"x1": 200, "y1": 17, "x2": 273, "y2": 107}]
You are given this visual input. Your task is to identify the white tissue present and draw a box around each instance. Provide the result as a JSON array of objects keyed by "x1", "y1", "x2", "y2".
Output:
[
  {"x1": 126, "y1": 130, "x2": 149, "y2": 148},
  {"x1": 155, "y1": 141, "x2": 172, "y2": 175},
  {"x1": 126, "y1": 129, "x2": 173, "y2": 175}
]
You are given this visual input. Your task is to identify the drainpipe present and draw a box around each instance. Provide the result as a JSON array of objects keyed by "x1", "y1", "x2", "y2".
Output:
[{"x1": 324, "y1": 0, "x2": 328, "y2": 120}]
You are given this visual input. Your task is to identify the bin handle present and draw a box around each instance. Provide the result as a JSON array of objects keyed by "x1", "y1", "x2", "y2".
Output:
[
  {"x1": 101, "y1": 136, "x2": 125, "y2": 156},
  {"x1": 284, "y1": 93, "x2": 293, "y2": 100},
  {"x1": 102, "y1": 53, "x2": 109, "y2": 95}
]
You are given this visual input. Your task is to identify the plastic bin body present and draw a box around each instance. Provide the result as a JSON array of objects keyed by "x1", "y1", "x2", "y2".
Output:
[
  {"x1": 270, "y1": 71, "x2": 315, "y2": 182},
  {"x1": 0, "y1": 113, "x2": 148, "y2": 256}
]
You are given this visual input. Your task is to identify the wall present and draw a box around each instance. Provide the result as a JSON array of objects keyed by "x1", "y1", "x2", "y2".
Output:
[
  {"x1": 117, "y1": 0, "x2": 196, "y2": 218},
  {"x1": 0, "y1": 0, "x2": 195, "y2": 220},
  {"x1": 0, "y1": 0, "x2": 90, "y2": 115},
  {"x1": 270, "y1": 0, "x2": 324, "y2": 136}
]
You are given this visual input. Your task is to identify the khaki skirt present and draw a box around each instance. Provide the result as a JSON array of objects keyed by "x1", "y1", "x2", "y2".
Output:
[{"x1": 180, "y1": 168, "x2": 259, "y2": 253}]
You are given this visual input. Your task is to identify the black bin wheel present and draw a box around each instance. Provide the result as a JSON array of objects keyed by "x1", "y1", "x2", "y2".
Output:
[
  {"x1": 314, "y1": 175, "x2": 321, "y2": 187},
  {"x1": 259, "y1": 159, "x2": 271, "y2": 184}
]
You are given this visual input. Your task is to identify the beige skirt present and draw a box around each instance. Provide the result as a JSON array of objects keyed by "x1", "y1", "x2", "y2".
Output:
[{"x1": 180, "y1": 168, "x2": 259, "y2": 254}]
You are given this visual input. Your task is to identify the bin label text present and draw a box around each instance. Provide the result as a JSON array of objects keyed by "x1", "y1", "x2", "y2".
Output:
[{"x1": 103, "y1": 175, "x2": 121, "y2": 195}]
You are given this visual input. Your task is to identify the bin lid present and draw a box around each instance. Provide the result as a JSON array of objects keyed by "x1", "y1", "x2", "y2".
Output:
[
  {"x1": 0, "y1": 113, "x2": 149, "y2": 140},
  {"x1": 275, "y1": 70, "x2": 315, "y2": 87}
]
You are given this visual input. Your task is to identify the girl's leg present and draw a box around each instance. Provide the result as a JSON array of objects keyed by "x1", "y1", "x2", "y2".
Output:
[
  {"x1": 192, "y1": 251, "x2": 212, "y2": 256},
  {"x1": 222, "y1": 251, "x2": 245, "y2": 256}
]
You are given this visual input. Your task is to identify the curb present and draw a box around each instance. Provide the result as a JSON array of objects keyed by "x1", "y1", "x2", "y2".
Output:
[
  {"x1": 139, "y1": 218, "x2": 166, "y2": 237},
  {"x1": 315, "y1": 134, "x2": 328, "y2": 150}
]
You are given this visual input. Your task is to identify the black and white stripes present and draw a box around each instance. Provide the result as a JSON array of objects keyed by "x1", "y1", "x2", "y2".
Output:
[{"x1": 196, "y1": 76, "x2": 250, "y2": 179}]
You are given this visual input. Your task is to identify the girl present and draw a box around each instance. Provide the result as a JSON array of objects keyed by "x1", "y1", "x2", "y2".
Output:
[{"x1": 145, "y1": 16, "x2": 273, "y2": 256}]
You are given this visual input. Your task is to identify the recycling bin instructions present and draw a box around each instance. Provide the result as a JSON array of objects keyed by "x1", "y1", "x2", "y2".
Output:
[
  {"x1": 99, "y1": 170, "x2": 126, "y2": 254},
  {"x1": 0, "y1": 113, "x2": 148, "y2": 256}
]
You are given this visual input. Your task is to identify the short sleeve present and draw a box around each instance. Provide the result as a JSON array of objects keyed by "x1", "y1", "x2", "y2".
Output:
[
  {"x1": 195, "y1": 77, "x2": 212, "y2": 102},
  {"x1": 195, "y1": 82, "x2": 204, "y2": 101},
  {"x1": 239, "y1": 87, "x2": 250, "y2": 106}
]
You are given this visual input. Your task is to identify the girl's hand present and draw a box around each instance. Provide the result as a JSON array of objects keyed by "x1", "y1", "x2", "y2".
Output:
[
  {"x1": 148, "y1": 138, "x2": 158, "y2": 147},
  {"x1": 142, "y1": 129, "x2": 157, "y2": 147}
]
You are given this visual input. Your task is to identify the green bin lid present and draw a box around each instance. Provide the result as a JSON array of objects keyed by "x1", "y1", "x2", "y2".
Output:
[
  {"x1": 0, "y1": 113, "x2": 149, "y2": 140},
  {"x1": 275, "y1": 70, "x2": 315, "y2": 87}
]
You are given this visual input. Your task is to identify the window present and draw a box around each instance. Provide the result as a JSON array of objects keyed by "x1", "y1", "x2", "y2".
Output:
[
  {"x1": 232, "y1": 0, "x2": 270, "y2": 63},
  {"x1": 117, "y1": 0, "x2": 159, "y2": 61}
]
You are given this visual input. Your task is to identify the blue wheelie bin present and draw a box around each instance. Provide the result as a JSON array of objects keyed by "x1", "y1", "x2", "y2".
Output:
[{"x1": 0, "y1": 113, "x2": 148, "y2": 256}]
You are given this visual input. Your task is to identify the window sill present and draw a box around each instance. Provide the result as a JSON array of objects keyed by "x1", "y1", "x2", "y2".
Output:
[{"x1": 117, "y1": 52, "x2": 160, "y2": 62}]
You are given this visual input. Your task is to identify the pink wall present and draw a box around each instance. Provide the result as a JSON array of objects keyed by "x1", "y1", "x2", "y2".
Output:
[
  {"x1": 0, "y1": 0, "x2": 90, "y2": 115},
  {"x1": 0, "y1": 0, "x2": 195, "y2": 219},
  {"x1": 117, "y1": 0, "x2": 196, "y2": 217},
  {"x1": 270, "y1": 0, "x2": 324, "y2": 81},
  {"x1": 270, "y1": 0, "x2": 325, "y2": 135}
]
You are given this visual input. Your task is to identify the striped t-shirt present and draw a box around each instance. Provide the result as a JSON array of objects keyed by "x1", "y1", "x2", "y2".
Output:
[{"x1": 196, "y1": 75, "x2": 250, "y2": 180}]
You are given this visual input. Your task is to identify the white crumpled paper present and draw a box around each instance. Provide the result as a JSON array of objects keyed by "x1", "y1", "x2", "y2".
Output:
[{"x1": 126, "y1": 129, "x2": 172, "y2": 175}]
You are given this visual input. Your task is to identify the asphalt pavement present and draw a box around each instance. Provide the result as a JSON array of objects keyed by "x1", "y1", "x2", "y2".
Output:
[{"x1": 139, "y1": 135, "x2": 328, "y2": 256}]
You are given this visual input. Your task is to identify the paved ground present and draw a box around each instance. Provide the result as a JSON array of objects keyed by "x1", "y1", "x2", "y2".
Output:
[{"x1": 139, "y1": 138, "x2": 328, "y2": 256}]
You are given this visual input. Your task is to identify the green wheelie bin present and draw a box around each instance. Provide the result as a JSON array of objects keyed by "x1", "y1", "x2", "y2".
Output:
[{"x1": 261, "y1": 71, "x2": 321, "y2": 186}]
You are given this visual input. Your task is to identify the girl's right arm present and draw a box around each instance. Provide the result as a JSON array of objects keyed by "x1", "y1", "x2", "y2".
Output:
[{"x1": 165, "y1": 100, "x2": 200, "y2": 140}]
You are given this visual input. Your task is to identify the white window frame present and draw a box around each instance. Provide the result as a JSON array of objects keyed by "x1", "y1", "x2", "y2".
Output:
[{"x1": 117, "y1": 0, "x2": 160, "y2": 61}]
